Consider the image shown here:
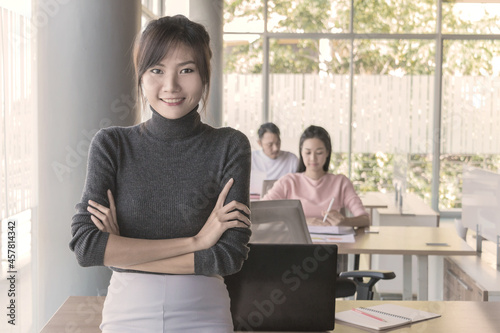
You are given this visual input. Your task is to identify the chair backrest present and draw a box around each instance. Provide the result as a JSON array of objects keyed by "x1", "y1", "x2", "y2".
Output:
[
  {"x1": 249, "y1": 199, "x2": 312, "y2": 244},
  {"x1": 261, "y1": 179, "x2": 278, "y2": 197}
]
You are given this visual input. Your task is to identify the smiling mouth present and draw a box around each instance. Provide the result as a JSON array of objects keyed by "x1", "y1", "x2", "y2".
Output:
[{"x1": 161, "y1": 98, "x2": 184, "y2": 104}]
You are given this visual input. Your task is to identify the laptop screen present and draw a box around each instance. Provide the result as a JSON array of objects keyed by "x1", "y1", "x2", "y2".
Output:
[
  {"x1": 224, "y1": 243, "x2": 338, "y2": 331},
  {"x1": 249, "y1": 200, "x2": 312, "y2": 245}
]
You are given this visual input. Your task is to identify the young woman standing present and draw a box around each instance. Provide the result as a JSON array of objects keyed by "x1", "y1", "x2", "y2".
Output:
[{"x1": 70, "y1": 15, "x2": 251, "y2": 332}]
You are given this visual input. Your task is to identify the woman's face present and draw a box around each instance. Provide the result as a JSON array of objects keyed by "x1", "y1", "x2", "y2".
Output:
[
  {"x1": 141, "y1": 43, "x2": 203, "y2": 119},
  {"x1": 301, "y1": 138, "x2": 328, "y2": 173}
]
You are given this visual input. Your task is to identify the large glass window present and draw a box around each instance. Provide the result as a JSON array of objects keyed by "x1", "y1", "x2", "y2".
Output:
[
  {"x1": 223, "y1": 34, "x2": 263, "y2": 145},
  {"x1": 0, "y1": 4, "x2": 36, "y2": 220},
  {"x1": 223, "y1": 0, "x2": 500, "y2": 212},
  {"x1": 268, "y1": 38, "x2": 351, "y2": 156},
  {"x1": 1, "y1": 1, "x2": 36, "y2": 330},
  {"x1": 440, "y1": 39, "x2": 500, "y2": 208},
  {"x1": 352, "y1": 39, "x2": 435, "y2": 197}
]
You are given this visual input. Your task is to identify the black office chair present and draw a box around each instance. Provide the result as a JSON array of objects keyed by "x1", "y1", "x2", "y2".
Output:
[
  {"x1": 336, "y1": 270, "x2": 396, "y2": 300},
  {"x1": 249, "y1": 199, "x2": 396, "y2": 301}
]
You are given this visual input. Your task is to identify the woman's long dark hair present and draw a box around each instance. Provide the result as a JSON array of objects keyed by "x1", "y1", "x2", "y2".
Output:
[{"x1": 297, "y1": 125, "x2": 332, "y2": 173}]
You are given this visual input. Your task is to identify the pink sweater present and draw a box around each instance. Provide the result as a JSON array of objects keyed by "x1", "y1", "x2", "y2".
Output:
[{"x1": 262, "y1": 173, "x2": 368, "y2": 219}]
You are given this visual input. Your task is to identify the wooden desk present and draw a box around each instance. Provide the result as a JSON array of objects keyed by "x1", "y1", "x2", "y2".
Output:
[
  {"x1": 334, "y1": 300, "x2": 500, "y2": 333},
  {"x1": 359, "y1": 191, "x2": 389, "y2": 219},
  {"x1": 41, "y1": 296, "x2": 105, "y2": 333},
  {"x1": 318, "y1": 226, "x2": 476, "y2": 300},
  {"x1": 362, "y1": 193, "x2": 440, "y2": 297},
  {"x1": 41, "y1": 297, "x2": 500, "y2": 333},
  {"x1": 371, "y1": 192, "x2": 440, "y2": 227},
  {"x1": 359, "y1": 191, "x2": 390, "y2": 213}
]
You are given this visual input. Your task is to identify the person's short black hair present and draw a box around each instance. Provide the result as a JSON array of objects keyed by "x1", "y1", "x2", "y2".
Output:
[
  {"x1": 297, "y1": 125, "x2": 332, "y2": 173},
  {"x1": 257, "y1": 122, "x2": 280, "y2": 140}
]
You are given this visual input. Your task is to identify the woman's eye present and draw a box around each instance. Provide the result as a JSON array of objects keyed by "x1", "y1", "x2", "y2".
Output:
[
  {"x1": 150, "y1": 68, "x2": 163, "y2": 74},
  {"x1": 180, "y1": 68, "x2": 194, "y2": 74}
]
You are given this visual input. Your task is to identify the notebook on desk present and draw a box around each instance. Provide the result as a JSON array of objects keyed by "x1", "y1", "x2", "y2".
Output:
[
  {"x1": 336, "y1": 303, "x2": 440, "y2": 330},
  {"x1": 224, "y1": 243, "x2": 338, "y2": 331}
]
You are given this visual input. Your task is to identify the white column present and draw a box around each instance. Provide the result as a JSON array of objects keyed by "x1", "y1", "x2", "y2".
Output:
[
  {"x1": 37, "y1": 0, "x2": 141, "y2": 328},
  {"x1": 164, "y1": 0, "x2": 224, "y2": 127},
  {"x1": 190, "y1": 0, "x2": 224, "y2": 127}
]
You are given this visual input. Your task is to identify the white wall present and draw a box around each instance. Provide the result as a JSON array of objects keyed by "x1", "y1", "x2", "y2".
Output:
[{"x1": 37, "y1": 0, "x2": 141, "y2": 329}]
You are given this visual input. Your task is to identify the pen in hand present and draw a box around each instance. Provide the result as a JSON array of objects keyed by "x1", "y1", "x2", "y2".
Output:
[
  {"x1": 322, "y1": 197, "x2": 335, "y2": 223},
  {"x1": 352, "y1": 308, "x2": 387, "y2": 322}
]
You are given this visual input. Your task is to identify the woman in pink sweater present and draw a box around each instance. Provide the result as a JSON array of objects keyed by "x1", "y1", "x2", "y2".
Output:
[{"x1": 262, "y1": 125, "x2": 369, "y2": 227}]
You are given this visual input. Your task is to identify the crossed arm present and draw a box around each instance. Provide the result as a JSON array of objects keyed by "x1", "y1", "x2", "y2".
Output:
[{"x1": 86, "y1": 179, "x2": 251, "y2": 274}]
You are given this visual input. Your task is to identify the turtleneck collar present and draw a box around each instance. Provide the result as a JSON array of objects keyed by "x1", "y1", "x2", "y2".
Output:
[{"x1": 144, "y1": 105, "x2": 203, "y2": 141}]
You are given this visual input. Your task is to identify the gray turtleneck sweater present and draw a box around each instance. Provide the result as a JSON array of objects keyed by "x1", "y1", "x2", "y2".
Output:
[{"x1": 70, "y1": 107, "x2": 251, "y2": 276}]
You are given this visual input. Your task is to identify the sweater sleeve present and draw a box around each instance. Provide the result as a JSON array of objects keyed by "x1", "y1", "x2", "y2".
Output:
[
  {"x1": 341, "y1": 175, "x2": 368, "y2": 217},
  {"x1": 194, "y1": 130, "x2": 252, "y2": 276},
  {"x1": 69, "y1": 128, "x2": 117, "y2": 267}
]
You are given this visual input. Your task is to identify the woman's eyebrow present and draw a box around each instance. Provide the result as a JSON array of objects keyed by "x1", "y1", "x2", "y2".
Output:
[
  {"x1": 177, "y1": 60, "x2": 196, "y2": 66},
  {"x1": 154, "y1": 60, "x2": 196, "y2": 67}
]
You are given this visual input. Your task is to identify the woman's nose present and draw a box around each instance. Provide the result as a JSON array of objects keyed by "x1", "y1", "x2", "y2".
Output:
[{"x1": 162, "y1": 75, "x2": 180, "y2": 92}]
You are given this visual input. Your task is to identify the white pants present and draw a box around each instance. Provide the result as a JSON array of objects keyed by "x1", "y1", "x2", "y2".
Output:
[{"x1": 100, "y1": 271, "x2": 233, "y2": 333}]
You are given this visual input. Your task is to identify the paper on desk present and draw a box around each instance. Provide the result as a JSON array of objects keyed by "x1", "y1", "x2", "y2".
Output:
[
  {"x1": 307, "y1": 225, "x2": 355, "y2": 235},
  {"x1": 310, "y1": 233, "x2": 355, "y2": 243}
]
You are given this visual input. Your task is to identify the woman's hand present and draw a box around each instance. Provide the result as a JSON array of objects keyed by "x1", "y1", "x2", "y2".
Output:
[
  {"x1": 194, "y1": 178, "x2": 251, "y2": 250},
  {"x1": 306, "y1": 217, "x2": 326, "y2": 226},
  {"x1": 306, "y1": 210, "x2": 345, "y2": 226},
  {"x1": 87, "y1": 189, "x2": 120, "y2": 235},
  {"x1": 322, "y1": 210, "x2": 345, "y2": 226}
]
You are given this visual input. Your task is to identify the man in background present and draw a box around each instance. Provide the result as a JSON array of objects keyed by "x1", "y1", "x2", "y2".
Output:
[{"x1": 250, "y1": 123, "x2": 298, "y2": 197}]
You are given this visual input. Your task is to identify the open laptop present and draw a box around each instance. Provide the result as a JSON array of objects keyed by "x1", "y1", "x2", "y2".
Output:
[
  {"x1": 225, "y1": 243, "x2": 338, "y2": 332},
  {"x1": 249, "y1": 199, "x2": 312, "y2": 244}
]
